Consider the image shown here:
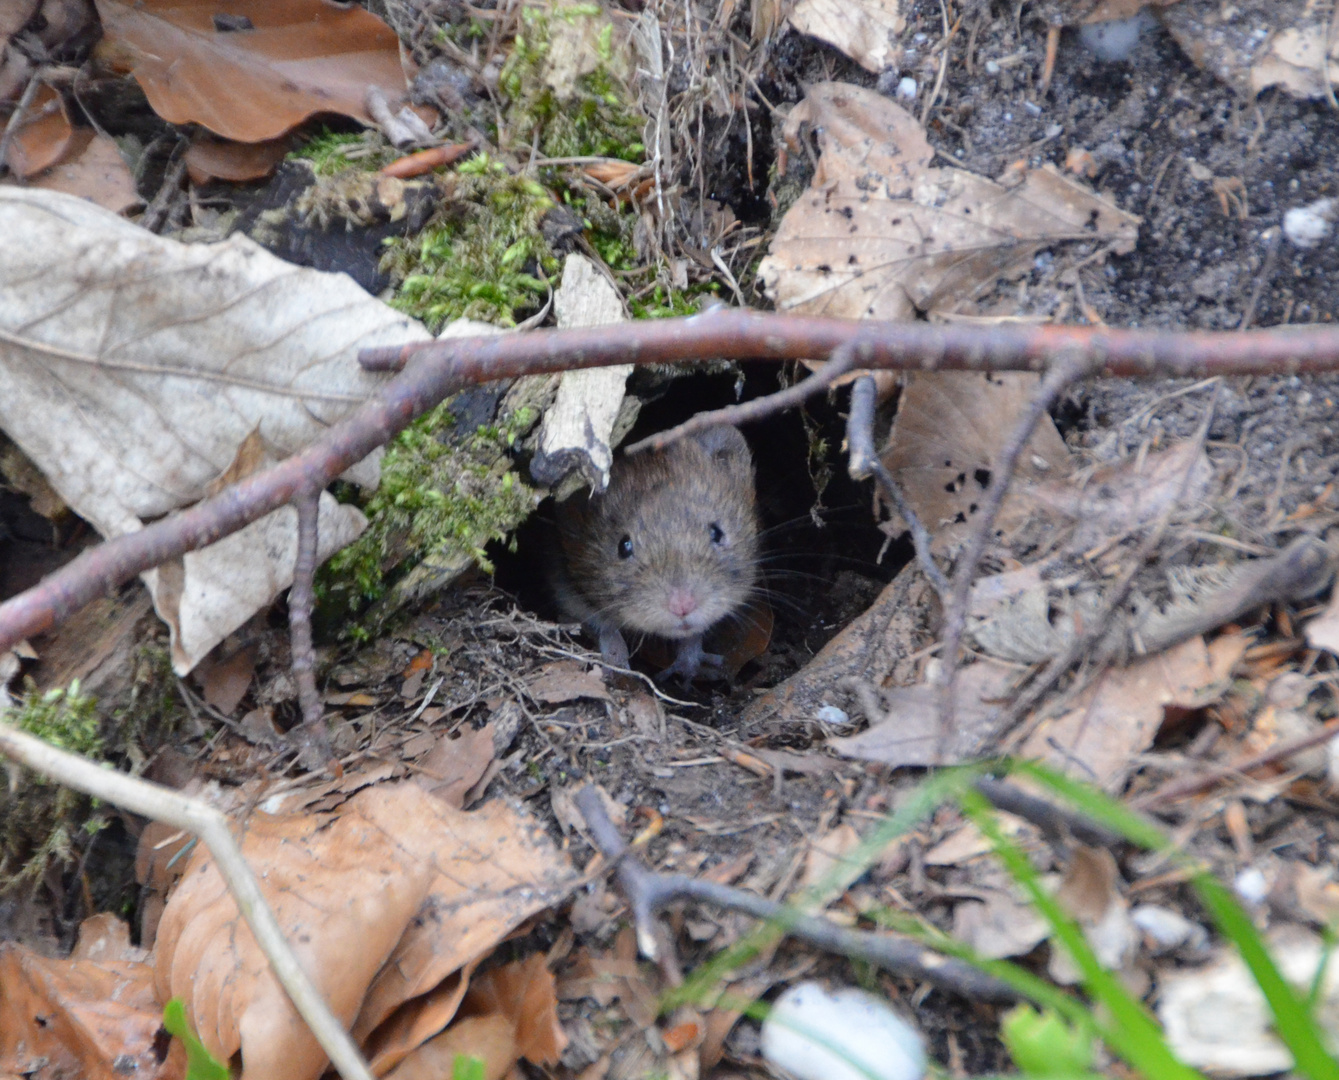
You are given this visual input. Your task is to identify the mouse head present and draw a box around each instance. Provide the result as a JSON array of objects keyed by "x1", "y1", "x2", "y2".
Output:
[{"x1": 565, "y1": 426, "x2": 760, "y2": 640}]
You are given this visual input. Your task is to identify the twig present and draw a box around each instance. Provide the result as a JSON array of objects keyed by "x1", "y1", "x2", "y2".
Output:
[
  {"x1": 623, "y1": 338, "x2": 864, "y2": 455},
  {"x1": 9, "y1": 312, "x2": 1339, "y2": 656},
  {"x1": 936, "y1": 354, "x2": 1093, "y2": 755},
  {"x1": 846, "y1": 374, "x2": 951, "y2": 599},
  {"x1": 287, "y1": 486, "x2": 332, "y2": 767},
  {"x1": 973, "y1": 775, "x2": 1121, "y2": 848},
  {"x1": 0, "y1": 720, "x2": 374, "y2": 1080},
  {"x1": 573, "y1": 785, "x2": 1018, "y2": 1002},
  {"x1": 1136, "y1": 715, "x2": 1339, "y2": 808},
  {"x1": 141, "y1": 143, "x2": 190, "y2": 235}
]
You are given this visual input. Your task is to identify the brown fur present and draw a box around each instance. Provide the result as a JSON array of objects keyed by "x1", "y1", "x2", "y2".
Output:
[{"x1": 553, "y1": 427, "x2": 759, "y2": 646}]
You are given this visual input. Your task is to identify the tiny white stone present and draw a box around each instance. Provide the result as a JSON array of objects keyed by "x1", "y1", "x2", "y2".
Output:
[
  {"x1": 1131, "y1": 904, "x2": 1208, "y2": 951},
  {"x1": 1077, "y1": 12, "x2": 1153, "y2": 62},
  {"x1": 1024, "y1": 100, "x2": 1043, "y2": 117},
  {"x1": 985, "y1": 59, "x2": 1001, "y2": 74},
  {"x1": 815, "y1": 705, "x2": 849, "y2": 725},
  {"x1": 1283, "y1": 198, "x2": 1336, "y2": 249},
  {"x1": 1234, "y1": 866, "x2": 1269, "y2": 905},
  {"x1": 762, "y1": 983, "x2": 927, "y2": 1080},
  {"x1": 896, "y1": 76, "x2": 918, "y2": 100}
]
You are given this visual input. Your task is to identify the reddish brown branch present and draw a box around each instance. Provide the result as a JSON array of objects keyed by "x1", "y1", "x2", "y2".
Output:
[{"x1": 5, "y1": 311, "x2": 1339, "y2": 658}]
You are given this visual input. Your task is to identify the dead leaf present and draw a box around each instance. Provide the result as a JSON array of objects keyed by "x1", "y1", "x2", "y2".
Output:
[
  {"x1": 154, "y1": 783, "x2": 577, "y2": 1080},
  {"x1": 0, "y1": 187, "x2": 429, "y2": 673},
  {"x1": 414, "y1": 723, "x2": 497, "y2": 809},
  {"x1": 828, "y1": 661, "x2": 1020, "y2": 767},
  {"x1": 786, "y1": 0, "x2": 905, "y2": 72},
  {"x1": 757, "y1": 83, "x2": 1138, "y2": 320},
  {"x1": 797, "y1": 822, "x2": 862, "y2": 896},
  {"x1": 882, "y1": 371, "x2": 1073, "y2": 554},
  {"x1": 185, "y1": 132, "x2": 292, "y2": 183},
  {"x1": 0, "y1": 916, "x2": 183, "y2": 1080},
  {"x1": 93, "y1": 0, "x2": 409, "y2": 143},
  {"x1": 952, "y1": 863, "x2": 1050, "y2": 960},
  {"x1": 526, "y1": 660, "x2": 612, "y2": 705},
  {"x1": 195, "y1": 643, "x2": 256, "y2": 714},
  {"x1": 1019, "y1": 636, "x2": 1231, "y2": 789},
  {"x1": 1, "y1": 83, "x2": 73, "y2": 178},
  {"x1": 18, "y1": 128, "x2": 140, "y2": 214}
]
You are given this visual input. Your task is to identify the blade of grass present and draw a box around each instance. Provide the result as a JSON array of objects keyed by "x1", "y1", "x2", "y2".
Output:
[
  {"x1": 1012, "y1": 760, "x2": 1339, "y2": 1080},
  {"x1": 960, "y1": 787, "x2": 1206, "y2": 1080}
]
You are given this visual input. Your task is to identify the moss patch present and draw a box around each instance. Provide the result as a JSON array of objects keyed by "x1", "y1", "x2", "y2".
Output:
[{"x1": 320, "y1": 400, "x2": 538, "y2": 633}]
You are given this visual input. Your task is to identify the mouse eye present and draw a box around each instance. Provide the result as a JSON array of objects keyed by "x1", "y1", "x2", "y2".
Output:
[
  {"x1": 617, "y1": 535, "x2": 634, "y2": 559},
  {"x1": 708, "y1": 522, "x2": 725, "y2": 545}
]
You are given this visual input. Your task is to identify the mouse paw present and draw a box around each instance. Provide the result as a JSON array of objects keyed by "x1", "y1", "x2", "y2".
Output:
[
  {"x1": 595, "y1": 624, "x2": 630, "y2": 669},
  {"x1": 655, "y1": 637, "x2": 725, "y2": 684}
]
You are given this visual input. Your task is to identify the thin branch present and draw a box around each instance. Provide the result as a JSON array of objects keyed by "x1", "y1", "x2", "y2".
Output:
[
  {"x1": 846, "y1": 373, "x2": 951, "y2": 599},
  {"x1": 623, "y1": 338, "x2": 864, "y2": 455},
  {"x1": 0, "y1": 720, "x2": 374, "y2": 1080},
  {"x1": 287, "y1": 486, "x2": 331, "y2": 767},
  {"x1": 8, "y1": 312, "x2": 1339, "y2": 656},
  {"x1": 574, "y1": 785, "x2": 1017, "y2": 1003}
]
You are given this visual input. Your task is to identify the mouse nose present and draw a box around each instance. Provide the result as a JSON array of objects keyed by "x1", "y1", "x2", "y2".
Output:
[{"x1": 666, "y1": 588, "x2": 698, "y2": 619}]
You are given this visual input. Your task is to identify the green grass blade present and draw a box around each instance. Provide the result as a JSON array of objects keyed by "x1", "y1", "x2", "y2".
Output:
[
  {"x1": 960, "y1": 787, "x2": 1206, "y2": 1080},
  {"x1": 162, "y1": 998, "x2": 230, "y2": 1080},
  {"x1": 1012, "y1": 761, "x2": 1339, "y2": 1080}
]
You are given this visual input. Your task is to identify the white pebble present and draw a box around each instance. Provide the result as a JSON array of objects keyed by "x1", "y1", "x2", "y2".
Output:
[
  {"x1": 1283, "y1": 198, "x2": 1336, "y2": 249},
  {"x1": 815, "y1": 705, "x2": 849, "y2": 725},
  {"x1": 1077, "y1": 11, "x2": 1154, "y2": 62},
  {"x1": 1234, "y1": 866, "x2": 1269, "y2": 905},
  {"x1": 896, "y1": 77, "x2": 918, "y2": 101},
  {"x1": 762, "y1": 983, "x2": 927, "y2": 1080},
  {"x1": 1131, "y1": 905, "x2": 1207, "y2": 952}
]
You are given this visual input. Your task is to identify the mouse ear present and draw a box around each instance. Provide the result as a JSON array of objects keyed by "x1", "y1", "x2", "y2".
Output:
[{"x1": 693, "y1": 424, "x2": 751, "y2": 465}]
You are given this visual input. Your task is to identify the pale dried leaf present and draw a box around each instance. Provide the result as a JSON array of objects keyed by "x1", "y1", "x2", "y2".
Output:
[
  {"x1": 414, "y1": 723, "x2": 497, "y2": 809},
  {"x1": 155, "y1": 783, "x2": 577, "y2": 1080},
  {"x1": 952, "y1": 864, "x2": 1050, "y2": 959},
  {"x1": 94, "y1": 0, "x2": 408, "y2": 142},
  {"x1": 1019, "y1": 636, "x2": 1230, "y2": 789},
  {"x1": 525, "y1": 660, "x2": 612, "y2": 705},
  {"x1": 758, "y1": 83, "x2": 1139, "y2": 319},
  {"x1": 882, "y1": 371, "x2": 1072, "y2": 554},
  {"x1": 786, "y1": 0, "x2": 905, "y2": 73},
  {"x1": 828, "y1": 661, "x2": 1019, "y2": 767},
  {"x1": 0, "y1": 188, "x2": 430, "y2": 672}
]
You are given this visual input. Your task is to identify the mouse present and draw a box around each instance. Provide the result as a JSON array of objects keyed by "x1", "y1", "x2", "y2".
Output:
[{"x1": 551, "y1": 425, "x2": 760, "y2": 681}]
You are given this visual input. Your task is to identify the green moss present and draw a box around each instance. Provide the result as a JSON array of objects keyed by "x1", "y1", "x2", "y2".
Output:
[
  {"x1": 320, "y1": 402, "x2": 538, "y2": 622},
  {"x1": 630, "y1": 283, "x2": 719, "y2": 319},
  {"x1": 1, "y1": 680, "x2": 102, "y2": 889},
  {"x1": 499, "y1": 7, "x2": 645, "y2": 162},
  {"x1": 382, "y1": 154, "x2": 557, "y2": 329},
  {"x1": 288, "y1": 128, "x2": 392, "y2": 176}
]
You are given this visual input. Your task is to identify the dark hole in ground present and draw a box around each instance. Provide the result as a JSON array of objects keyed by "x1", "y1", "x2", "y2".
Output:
[{"x1": 492, "y1": 365, "x2": 907, "y2": 685}]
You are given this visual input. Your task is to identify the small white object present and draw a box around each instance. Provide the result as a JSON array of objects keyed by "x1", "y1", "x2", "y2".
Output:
[
  {"x1": 1234, "y1": 866, "x2": 1269, "y2": 905},
  {"x1": 816, "y1": 705, "x2": 850, "y2": 725},
  {"x1": 985, "y1": 59, "x2": 1000, "y2": 74},
  {"x1": 896, "y1": 77, "x2": 918, "y2": 101},
  {"x1": 1131, "y1": 904, "x2": 1207, "y2": 952},
  {"x1": 1077, "y1": 12, "x2": 1153, "y2": 62},
  {"x1": 1283, "y1": 198, "x2": 1336, "y2": 249},
  {"x1": 762, "y1": 983, "x2": 926, "y2": 1080},
  {"x1": 1024, "y1": 100, "x2": 1043, "y2": 117}
]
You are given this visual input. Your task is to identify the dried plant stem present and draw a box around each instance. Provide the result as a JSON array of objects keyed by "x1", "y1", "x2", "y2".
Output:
[
  {"x1": 287, "y1": 486, "x2": 331, "y2": 764},
  {"x1": 0, "y1": 720, "x2": 375, "y2": 1080},
  {"x1": 574, "y1": 785, "x2": 1016, "y2": 1002},
  {"x1": 846, "y1": 373, "x2": 951, "y2": 599}
]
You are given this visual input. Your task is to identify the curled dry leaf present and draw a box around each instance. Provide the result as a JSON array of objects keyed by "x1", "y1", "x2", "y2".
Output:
[
  {"x1": 155, "y1": 782, "x2": 578, "y2": 1080},
  {"x1": 0, "y1": 914, "x2": 184, "y2": 1080},
  {"x1": 757, "y1": 83, "x2": 1139, "y2": 320},
  {"x1": 0, "y1": 188, "x2": 430, "y2": 672},
  {"x1": 1, "y1": 83, "x2": 73, "y2": 177},
  {"x1": 93, "y1": 0, "x2": 409, "y2": 143},
  {"x1": 18, "y1": 129, "x2": 141, "y2": 213},
  {"x1": 786, "y1": 0, "x2": 905, "y2": 73},
  {"x1": 881, "y1": 370, "x2": 1072, "y2": 555}
]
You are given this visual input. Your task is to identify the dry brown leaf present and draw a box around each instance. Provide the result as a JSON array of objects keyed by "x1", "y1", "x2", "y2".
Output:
[
  {"x1": 385, "y1": 1014, "x2": 516, "y2": 1080},
  {"x1": 185, "y1": 132, "x2": 292, "y2": 183},
  {"x1": 797, "y1": 822, "x2": 862, "y2": 895},
  {"x1": 1019, "y1": 635, "x2": 1234, "y2": 789},
  {"x1": 93, "y1": 0, "x2": 409, "y2": 143},
  {"x1": 952, "y1": 862, "x2": 1050, "y2": 960},
  {"x1": 0, "y1": 915, "x2": 183, "y2": 1080},
  {"x1": 882, "y1": 371, "x2": 1073, "y2": 554},
  {"x1": 828, "y1": 661, "x2": 1020, "y2": 767},
  {"x1": 525, "y1": 660, "x2": 612, "y2": 705},
  {"x1": 461, "y1": 953, "x2": 568, "y2": 1066},
  {"x1": 786, "y1": 0, "x2": 905, "y2": 72},
  {"x1": 195, "y1": 643, "x2": 256, "y2": 714},
  {"x1": 19, "y1": 128, "x2": 140, "y2": 214},
  {"x1": 1, "y1": 83, "x2": 73, "y2": 178},
  {"x1": 757, "y1": 83, "x2": 1139, "y2": 320},
  {"x1": 155, "y1": 783, "x2": 577, "y2": 1080},
  {"x1": 413, "y1": 722, "x2": 497, "y2": 809}
]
